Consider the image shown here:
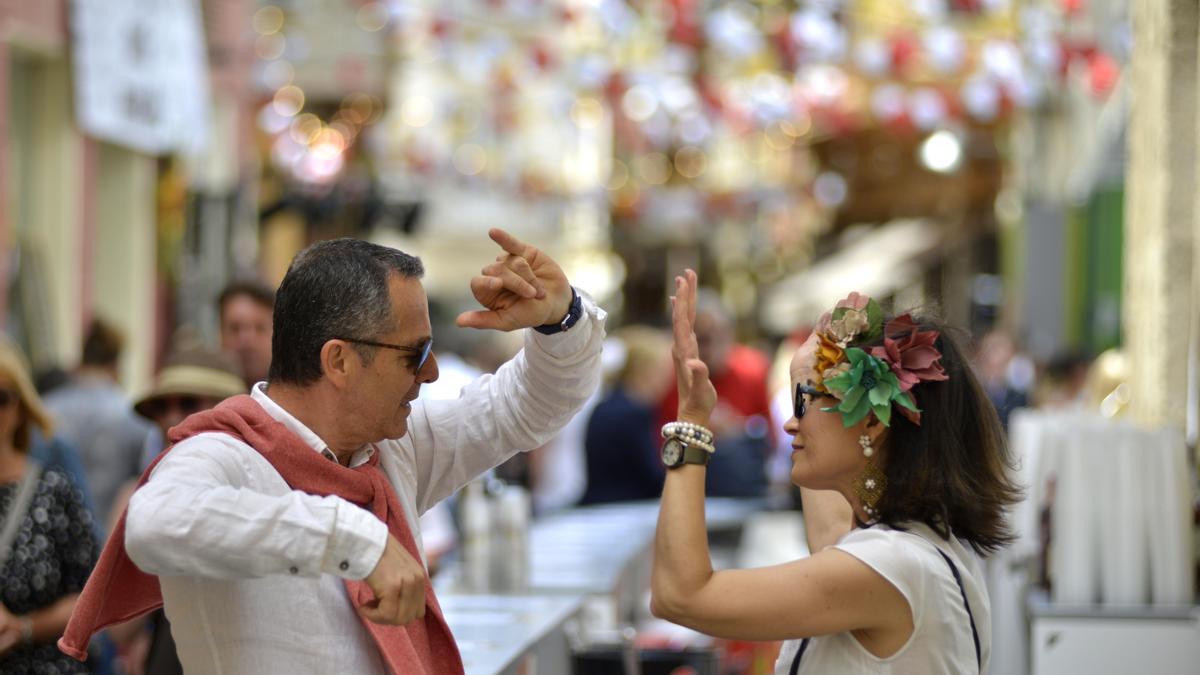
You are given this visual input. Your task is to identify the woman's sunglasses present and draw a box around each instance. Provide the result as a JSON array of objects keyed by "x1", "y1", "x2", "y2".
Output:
[
  {"x1": 794, "y1": 384, "x2": 829, "y2": 419},
  {"x1": 0, "y1": 390, "x2": 17, "y2": 408}
]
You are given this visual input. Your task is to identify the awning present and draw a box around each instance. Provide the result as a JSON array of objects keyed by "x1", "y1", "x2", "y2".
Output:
[{"x1": 759, "y1": 219, "x2": 942, "y2": 335}]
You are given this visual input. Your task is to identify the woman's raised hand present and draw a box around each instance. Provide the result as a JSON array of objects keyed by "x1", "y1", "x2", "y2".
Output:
[{"x1": 671, "y1": 269, "x2": 717, "y2": 426}]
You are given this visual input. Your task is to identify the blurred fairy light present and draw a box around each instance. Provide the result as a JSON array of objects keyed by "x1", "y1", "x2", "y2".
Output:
[
  {"x1": 674, "y1": 147, "x2": 707, "y2": 179},
  {"x1": 796, "y1": 65, "x2": 848, "y2": 107},
  {"x1": 255, "y1": 33, "x2": 286, "y2": 60},
  {"x1": 252, "y1": 6, "x2": 284, "y2": 36},
  {"x1": 621, "y1": 85, "x2": 658, "y2": 122},
  {"x1": 634, "y1": 153, "x2": 671, "y2": 185},
  {"x1": 813, "y1": 171, "x2": 848, "y2": 207},
  {"x1": 677, "y1": 112, "x2": 712, "y2": 146},
  {"x1": 289, "y1": 113, "x2": 322, "y2": 144},
  {"x1": 401, "y1": 96, "x2": 434, "y2": 127},
  {"x1": 764, "y1": 122, "x2": 795, "y2": 151},
  {"x1": 356, "y1": 2, "x2": 390, "y2": 32},
  {"x1": 453, "y1": 144, "x2": 487, "y2": 176},
  {"x1": 257, "y1": 104, "x2": 291, "y2": 134},
  {"x1": 272, "y1": 85, "x2": 305, "y2": 117},
  {"x1": 298, "y1": 151, "x2": 345, "y2": 184},
  {"x1": 780, "y1": 115, "x2": 810, "y2": 138},
  {"x1": 570, "y1": 97, "x2": 605, "y2": 130},
  {"x1": 919, "y1": 130, "x2": 963, "y2": 174},
  {"x1": 311, "y1": 128, "x2": 347, "y2": 159}
]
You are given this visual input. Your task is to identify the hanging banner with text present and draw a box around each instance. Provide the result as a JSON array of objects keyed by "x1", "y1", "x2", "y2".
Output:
[{"x1": 71, "y1": 0, "x2": 210, "y2": 155}]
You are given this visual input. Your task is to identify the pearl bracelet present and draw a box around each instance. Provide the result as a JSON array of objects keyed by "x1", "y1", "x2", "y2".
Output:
[{"x1": 661, "y1": 421, "x2": 715, "y2": 452}]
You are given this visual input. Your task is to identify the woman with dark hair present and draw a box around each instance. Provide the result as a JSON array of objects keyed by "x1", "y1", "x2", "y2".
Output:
[
  {"x1": 0, "y1": 339, "x2": 98, "y2": 673},
  {"x1": 651, "y1": 271, "x2": 1020, "y2": 674}
]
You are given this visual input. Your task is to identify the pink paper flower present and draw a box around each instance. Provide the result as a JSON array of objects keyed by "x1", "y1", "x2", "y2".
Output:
[
  {"x1": 815, "y1": 310, "x2": 833, "y2": 334},
  {"x1": 870, "y1": 314, "x2": 949, "y2": 392},
  {"x1": 836, "y1": 292, "x2": 870, "y2": 311}
]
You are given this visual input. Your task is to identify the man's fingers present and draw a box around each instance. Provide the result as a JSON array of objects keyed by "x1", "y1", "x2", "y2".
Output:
[
  {"x1": 357, "y1": 598, "x2": 389, "y2": 625},
  {"x1": 456, "y1": 310, "x2": 506, "y2": 331},
  {"x1": 501, "y1": 255, "x2": 544, "y2": 297},
  {"x1": 378, "y1": 588, "x2": 403, "y2": 623},
  {"x1": 481, "y1": 262, "x2": 539, "y2": 298},
  {"x1": 401, "y1": 579, "x2": 427, "y2": 623},
  {"x1": 488, "y1": 228, "x2": 529, "y2": 258}
]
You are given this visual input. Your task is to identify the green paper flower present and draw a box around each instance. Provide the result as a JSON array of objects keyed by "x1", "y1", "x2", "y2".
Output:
[{"x1": 822, "y1": 348, "x2": 920, "y2": 428}]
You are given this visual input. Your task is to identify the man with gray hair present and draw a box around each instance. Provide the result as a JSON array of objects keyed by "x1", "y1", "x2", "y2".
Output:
[{"x1": 60, "y1": 229, "x2": 605, "y2": 674}]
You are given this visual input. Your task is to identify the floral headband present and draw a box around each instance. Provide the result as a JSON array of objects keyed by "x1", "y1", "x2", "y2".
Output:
[{"x1": 810, "y1": 292, "x2": 948, "y2": 428}]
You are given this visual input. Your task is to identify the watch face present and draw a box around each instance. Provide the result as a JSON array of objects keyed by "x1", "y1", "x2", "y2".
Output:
[{"x1": 661, "y1": 438, "x2": 684, "y2": 466}]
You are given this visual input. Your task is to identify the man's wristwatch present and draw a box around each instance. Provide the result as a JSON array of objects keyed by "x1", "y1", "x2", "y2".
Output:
[
  {"x1": 661, "y1": 437, "x2": 711, "y2": 469},
  {"x1": 534, "y1": 287, "x2": 583, "y2": 335}
]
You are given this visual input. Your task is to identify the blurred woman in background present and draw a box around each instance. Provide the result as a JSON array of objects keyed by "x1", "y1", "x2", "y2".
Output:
[{"x1": 0, "y1": 339, "x2": 98, "y2": 673}]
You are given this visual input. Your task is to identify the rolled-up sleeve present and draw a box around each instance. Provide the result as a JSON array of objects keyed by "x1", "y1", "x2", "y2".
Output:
[{"x1": 126, "y1": 433, "x2": 387, "y2": 581}]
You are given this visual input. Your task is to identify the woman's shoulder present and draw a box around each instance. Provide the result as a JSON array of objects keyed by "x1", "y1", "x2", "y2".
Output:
[
  {"x1": 832, "y1": 525, "x2": 953, "y2": 592},
  {"x1": 836, "y1": 523, "x2": 936, "y2": 552}
]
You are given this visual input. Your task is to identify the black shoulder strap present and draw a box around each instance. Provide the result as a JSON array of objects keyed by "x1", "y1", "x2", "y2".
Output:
[
  {"x1": 787, "y1": 637, "x2": 810, "y2": 675},
  {"x1": 787, "y1": 549, "x2": 981, "y2": 674},
  {"x1": 935, "y1": 548, "x2": 981, "y2": 672}
]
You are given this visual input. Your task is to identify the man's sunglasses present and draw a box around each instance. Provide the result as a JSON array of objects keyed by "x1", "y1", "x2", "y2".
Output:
[
  {"x1": 794, "y1": 383, "x2": 830, "y2": 420},
  {"x1": 340, "y1": 337, "x2": 433, "y2": 372}
]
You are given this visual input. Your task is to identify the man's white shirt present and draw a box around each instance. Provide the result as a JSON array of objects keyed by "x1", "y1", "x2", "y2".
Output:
[{"x1": 125, "y1": 296, "x2": 605, "y2": 674}]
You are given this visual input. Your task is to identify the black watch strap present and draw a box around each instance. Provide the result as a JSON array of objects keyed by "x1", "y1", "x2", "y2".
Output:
[{"x1": 534, "y1": 287, "x2": 583, "y2": 335}]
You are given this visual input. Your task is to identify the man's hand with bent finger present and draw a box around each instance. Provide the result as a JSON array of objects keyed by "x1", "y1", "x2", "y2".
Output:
[
  {"x1": 456, "y1": 228, "x2": 574, "y2": 332},
  {"x1": 358, "y1": 535, "x2": 428, "y2": 626}
]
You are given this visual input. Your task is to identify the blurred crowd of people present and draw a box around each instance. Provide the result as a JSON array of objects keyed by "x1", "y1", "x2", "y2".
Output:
[{"x1": 0, "y1": 281, "x2": 270, "y2": 674}]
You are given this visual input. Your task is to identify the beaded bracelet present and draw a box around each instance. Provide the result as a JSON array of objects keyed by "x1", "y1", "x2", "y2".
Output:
[
  {"x1": 661, "y1": 421, "x2": 715, "y2": 453},
  {"x1": 661, "y1": 420, "x2": 714, "y2": 444},
  {"x1": 670, "y1": 436, "x2": 716, "y2": 454}
]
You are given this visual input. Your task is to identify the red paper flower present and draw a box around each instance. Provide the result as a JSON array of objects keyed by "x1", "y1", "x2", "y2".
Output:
[{"x1": 870, "y1": 314, "x2": 949, "y2": 392}]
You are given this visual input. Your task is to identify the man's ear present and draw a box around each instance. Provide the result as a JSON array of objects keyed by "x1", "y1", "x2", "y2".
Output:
[{"x1": 320, "y1": 340, "x2": 354, "y2": 390}]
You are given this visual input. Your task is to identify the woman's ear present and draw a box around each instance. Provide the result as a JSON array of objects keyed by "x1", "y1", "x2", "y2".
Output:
[{"x1": 863, "y1": 414, "x2": 888, "y2": 449}]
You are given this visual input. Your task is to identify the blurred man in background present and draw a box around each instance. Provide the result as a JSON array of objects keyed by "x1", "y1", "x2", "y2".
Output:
[
  {"x1": 217, "y1": 280, "x2": 275, "y2": 389},
  {"x1": 44, "y1": 319, "x2": 152, "y2": 528}
]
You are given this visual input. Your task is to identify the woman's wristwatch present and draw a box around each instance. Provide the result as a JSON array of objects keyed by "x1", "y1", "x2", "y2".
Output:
[
  {"x1": 661, "y1": 437, "x2": 712, "y2": 468},
  {"x1": 660, "y1": 421, "x2": 716, "y2": 468}
]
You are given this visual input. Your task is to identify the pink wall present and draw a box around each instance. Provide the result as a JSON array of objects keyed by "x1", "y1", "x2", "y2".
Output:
[{"x1": 0, "y1": 0, "x2": 67, "y2": 329}]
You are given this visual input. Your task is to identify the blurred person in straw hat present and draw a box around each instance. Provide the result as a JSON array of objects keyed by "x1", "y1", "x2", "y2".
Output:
[
  {"x1": 0, "y1": 338, "x2": 98, "y2": 673},
  {"x1": 133, "y1": 347, "x2": 246, "y2": 460}
]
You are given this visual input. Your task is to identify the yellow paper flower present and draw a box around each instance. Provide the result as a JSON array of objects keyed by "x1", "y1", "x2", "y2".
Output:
[{"x1": 813, "y1": 333, "x2": 846, "y2": 392}]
